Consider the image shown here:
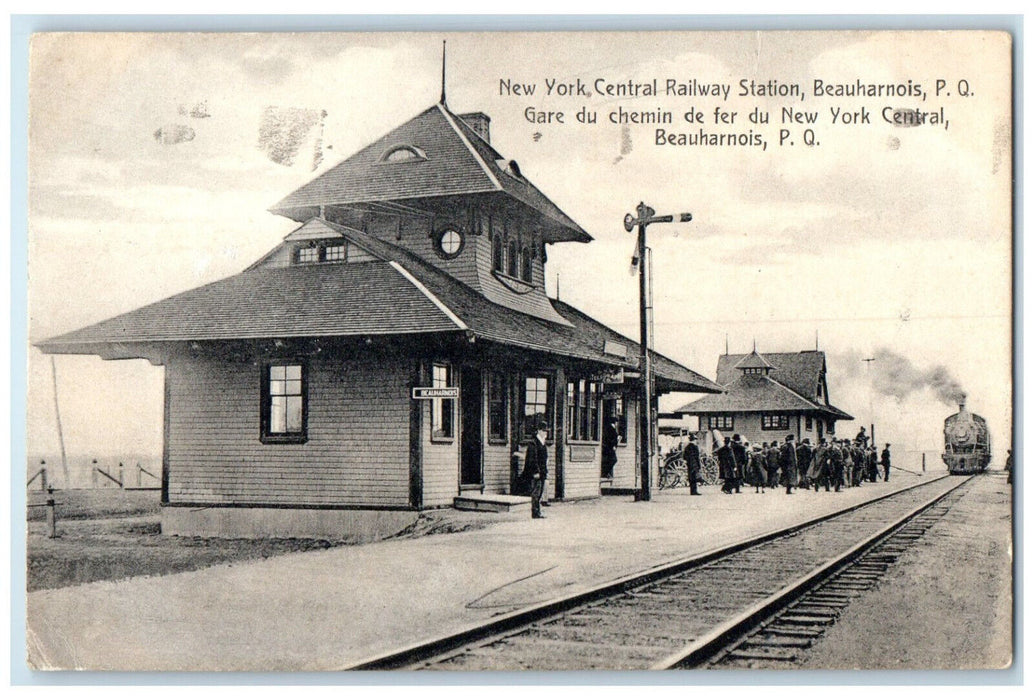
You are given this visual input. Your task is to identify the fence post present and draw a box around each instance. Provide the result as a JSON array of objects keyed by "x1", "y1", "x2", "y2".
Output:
[
  {"x1": 922, "y1": 453, "x2": 926, "y2": 472},
  {"x1": 118, "y1": 462, "x2": 124, "y2": 489},
  {"x1": 46, "y1": 486, "x2": 57, "y2": 538},
  {"x1": 137, "y1": 462, "x2": 142, "y2": 487},
  {"x1": 92, "y1": 459, "x2": 98, "y2": 488}
]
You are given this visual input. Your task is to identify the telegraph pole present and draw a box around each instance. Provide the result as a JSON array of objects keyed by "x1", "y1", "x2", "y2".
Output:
[
  {"x1": 863, "y1": 357, "x2": 876, "y2": 446},
  {"x1": 624, "y1": 202, "x2": 693, "y2": 501}
]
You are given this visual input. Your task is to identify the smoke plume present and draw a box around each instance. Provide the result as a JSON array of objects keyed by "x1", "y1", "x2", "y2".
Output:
[{"x1": 838, "y1": 348, "x2": 967, "y2": 406}]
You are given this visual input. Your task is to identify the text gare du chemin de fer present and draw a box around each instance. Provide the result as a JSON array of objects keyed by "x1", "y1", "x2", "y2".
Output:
[{"x1": 500, "y1": 76, "x2": 974, "y2": 151}]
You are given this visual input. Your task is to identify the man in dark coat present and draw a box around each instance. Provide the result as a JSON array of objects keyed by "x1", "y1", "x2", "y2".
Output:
[
  {"x1": 766, "y1": 441, "x2": 781, "y2": 489},
  {"x1": 850, "y1": 443, "x2": 864, "y2": 487},
  {"x1": 729, "y1": 434, "x2": 746, "y2": 494},
  {"x1": 780, "y1": 434, "x2": 798, "y2": 494},
  {"x1": 521, "y1": 423, "x2": 549, "y2": 518},
  {"x1": 716, "y1": 437, "x2": 737, "y2": 494},
  {"x1": 682, "y1": 434, "x2": 702, "y2": 495},
  {"x1": 809, "y1": 437, "x2": 830, "y2": 491},
  {"x1": 856, "y1": 426, "x2": 869, "y2": 449},
  {"x1": 601, "y1": 417, "x2": 619, "y2": 479},
  {"x1": 881, "y1": 443, "x2": 892, "y2": 482},
  {"x1": 867, "y1": 446, "x2": 879, "y2": 482},
  {"x1": 796, "y1": 438, "x2": 814, "y2": 489},
  {"x1": 828, "y1": 440, "x2": 844, "y2": 491}
]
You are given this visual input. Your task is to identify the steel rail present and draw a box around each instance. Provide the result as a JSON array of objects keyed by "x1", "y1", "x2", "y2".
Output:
[
  {"x1": 654, "y1": 474, "x2": 974, "y2": 669},
  {"x1": 347, "y1": 474, "x2": 954, "y2": 671}
]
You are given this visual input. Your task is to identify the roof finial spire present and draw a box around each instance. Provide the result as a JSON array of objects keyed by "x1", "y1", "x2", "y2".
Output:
[
  {"x1": 752, "y1": 337, "x2": 757, "y2": 353},
  {"x1": 815, "y1": 329, "x2": 819, "y2": 351},
  {"x1": 440, "y1": 40, "x2": 447, "y2": 106},
  {"x1": 725, "y1": 334, "x2": 729, "y2": 355}
]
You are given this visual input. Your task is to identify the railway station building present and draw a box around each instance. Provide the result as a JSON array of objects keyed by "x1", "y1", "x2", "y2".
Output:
[
  {"x1": 36, "y1": 99, "x2": 720, "y2": 539},
  {"x1": 675, "y1": 349, "x2": 853, "y2": 446}
]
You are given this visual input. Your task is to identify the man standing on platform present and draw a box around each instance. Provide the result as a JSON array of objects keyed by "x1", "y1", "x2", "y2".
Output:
[
  {"x1": 730, "y1": 434, "x2": 747, "y2": 494},
  {"x1": 716, "y1": 436, "x2": 737, "y2": 494},
  {"x1": 683, "y1": 434, "x2": 702, "y2": 496},
  {"x1": 521, "y1": 422, "x2": 549, "y2": 519},
  {"x1": 796, "y1": 438, "x2": 813, "y2": 489},
  {"x1": 766, "y1": 440, "x2": 781, "y2": 489},
  {"x1": 881, "y1": 443, "x2": 892, "y2": 482},
  {"x1": 780, "y1": 434, "x2": 798, "y2": 495}
]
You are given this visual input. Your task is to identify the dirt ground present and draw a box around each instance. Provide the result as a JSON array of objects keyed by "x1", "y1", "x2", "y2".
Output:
[
  {"x1": 799, "y1": 472, "x2": 1013, "y2": 670},
  {"x1": 26, "y1": 490, "x2": 492, "y2": 592}
]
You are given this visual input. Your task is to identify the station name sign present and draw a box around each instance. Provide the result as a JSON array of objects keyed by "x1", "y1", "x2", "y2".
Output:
[{"x1": 412, "y1": 387, "x2": 459, "y2": 400}]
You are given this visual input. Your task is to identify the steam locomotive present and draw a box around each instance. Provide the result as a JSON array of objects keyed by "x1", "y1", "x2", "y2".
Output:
[{"x1": 942, "y1": 397, "x2": 992, "y2": 474}]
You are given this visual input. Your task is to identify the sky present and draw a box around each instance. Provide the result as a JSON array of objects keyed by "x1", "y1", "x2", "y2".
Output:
[{"x1": 25, "y1": 31, "x2": 1013, "y2": 474}]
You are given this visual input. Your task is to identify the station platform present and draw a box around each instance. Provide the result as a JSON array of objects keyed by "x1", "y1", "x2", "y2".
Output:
[{"x1": 27, "y1": 472, "x2": 949, "y2": 672}]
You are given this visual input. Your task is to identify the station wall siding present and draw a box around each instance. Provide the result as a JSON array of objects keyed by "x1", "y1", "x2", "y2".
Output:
[{"x1": 166, "y1": 353, "x2": 411, "y2": 507}]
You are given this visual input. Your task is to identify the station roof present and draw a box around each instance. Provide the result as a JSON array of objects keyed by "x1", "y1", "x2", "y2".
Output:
[
  {"x1": 676, "y1": 350, "x2": 854, "y2": 419},
  {"x1": 36, "y1": 218, "x2": 721, "y2": 395},
  {"x1": 269, "y1": 103, "x2": 591, "y2": 244},
  {"x1": 718, "y1": 351, "x2": 825, "y2": 398}
]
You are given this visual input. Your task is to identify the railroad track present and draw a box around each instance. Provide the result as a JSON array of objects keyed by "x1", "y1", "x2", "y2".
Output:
[{"x1": 350, "y1": 475, "x2": 973, "y2": 671}]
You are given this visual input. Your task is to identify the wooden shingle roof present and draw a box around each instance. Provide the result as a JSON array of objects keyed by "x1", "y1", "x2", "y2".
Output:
[
  {"x1": 270, "y1": 104, "x2": 591, "y2": 243},
  {"x1": 35, "y1": 259, "x2": 464, "y2": 349},
  {"x1": 677, "y1": 374, "x2": 821, "y2": 414},
  {"x1": 677, "y1": 350, "x2": 854, "y2": 419},
  {"x1": 717, "y1": 351, "x2": 826, "y2": 398},
  {"x1": 36, "y1": 219, "x2": 721, "y2": 395}
]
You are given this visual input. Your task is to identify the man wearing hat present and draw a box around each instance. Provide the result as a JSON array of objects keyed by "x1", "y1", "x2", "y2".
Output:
[
  {"x1": 730, "y1": 434, "x2": 746, "y2": 494},
  {"x1": 682, "y1": 434, "x2": 702, "y2": 495},
  {"x1": 780, "y1": 434, "x2": 798, "y2": 494},
  {"x1": 521, "y1": 422, "x2": 550, "y2": 519},
  {"x1": 881, "y1": 443, "x2": 892, "y2": 482},
  {"x1": 716, "y1": 436, "x2": 737, "y2": 494}
]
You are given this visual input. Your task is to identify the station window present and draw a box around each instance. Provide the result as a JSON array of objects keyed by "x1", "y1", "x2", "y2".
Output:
[
  {"x1": 294, "y1": 241, "x2": 350, "y2": 265},
  {"x1": 567, "y1": 379, "x2": 601, "y2": 441},
  {"x1": 492, "y1": 235, "x2": 505, "y2": 273},
  {"x1": 296, "y1": 245, "x2": 320, "y2": 264},
  {"x1": 520, "y1": 247, "x2": 533, "y2": 283},
  {"x1": 487, "y1": 371, "x2": 508, "y2": 442},
  {"x1": 507, "y1": 241, "x2": 519, "y2": 278},
  {"x1": 431, "y1": 363, "x2": 455, "y2": 440},
  {"x1": 762, "y1": 414, "x2": 790, "y2": 431},
  {"x1": 805, "y1": 415, "x2": 813, "y2": 430},
  {"x1": 708, "y1": 415, "x2": 734, "y2": 430},
  {"x1": 261, "y1": 363, "x2": 307, "y2": 443},
  {"x1": 521, "y1": 374, "x2": 553, "y2": 441}
]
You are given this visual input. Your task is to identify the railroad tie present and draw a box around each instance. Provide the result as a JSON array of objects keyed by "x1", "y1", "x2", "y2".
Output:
[
  {"x1": 747, "y1": 636, "x2": 813, "y2": 649},
  {"x1": 764, "y1": 625, "x2": 823, "y2": 637},
  {"x1": 779, "y1": 614, "x2": 836, "y2": 625},
  {"x1": 727, "y1": 647, "x2": 798, "y2": 662}
]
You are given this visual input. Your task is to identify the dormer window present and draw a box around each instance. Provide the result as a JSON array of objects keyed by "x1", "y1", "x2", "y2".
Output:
[
  {"x1": 492, "y1": 236, "x2": 505, "y2": 273},
  {"x1": 520, "y1": 247, "x2": 533, "y2": 283},
  {"x1": 324, "y1": 244, "x2": 346, "y2": 262},
  {"x1": 293, "y1": 240, "x2": 360, "y2": 265},
  {"x1": 380, "y1": 145, "x2": 426, "y2": 163},
  {"x1": 507, "y1": 241, "x2": 518, "y2": 277},
  {"x1": 296, "y1": 245, "x2": 320, "y2": 264}
]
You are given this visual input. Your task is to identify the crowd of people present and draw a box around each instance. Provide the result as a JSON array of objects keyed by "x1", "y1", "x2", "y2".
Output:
[{"x1": 681, "y1": 429, "x2": 892, "y2": 496}]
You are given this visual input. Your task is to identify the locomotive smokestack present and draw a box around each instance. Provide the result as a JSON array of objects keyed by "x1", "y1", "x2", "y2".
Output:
[{"x1": 958, "y1": 394, "x2": 967, "y2": 412}]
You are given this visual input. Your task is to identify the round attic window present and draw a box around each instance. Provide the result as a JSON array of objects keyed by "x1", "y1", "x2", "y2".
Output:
[{"x1": 435, "y1": 229, "x2": 465, "y2": 259}]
